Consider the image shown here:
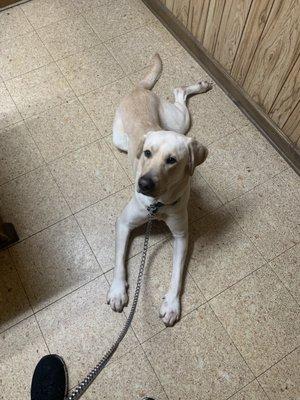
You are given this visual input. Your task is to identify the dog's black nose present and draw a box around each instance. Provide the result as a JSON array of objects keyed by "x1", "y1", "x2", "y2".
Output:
[{"x1": 138, "y1": 176, "x2": 155, "y2": 193}]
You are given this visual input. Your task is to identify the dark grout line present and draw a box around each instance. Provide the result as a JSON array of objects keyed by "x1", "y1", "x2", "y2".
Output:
[
  {"x1": 33, "y1": 313, "x2": 51, "y2": 355},
  {"x1": 208, "y1": 302, "x2": 257, "y2": 381},
  {"x1": 268, "y1": 261, "x2": 300, "y2": 308},
  {"x1": 0, "y1": 313, "x2": 34, "y2": 336},
  {"x1": 255, "y1": 345, "x2": 299, "y2": 380},
  {"x1": 224, "y1": 377, "x2": 268, "y2": 400}
]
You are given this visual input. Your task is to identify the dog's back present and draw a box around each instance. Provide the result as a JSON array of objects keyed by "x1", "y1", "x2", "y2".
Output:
[{"x1": 115, "y1": 54, "x2": 164, "y2": 161}]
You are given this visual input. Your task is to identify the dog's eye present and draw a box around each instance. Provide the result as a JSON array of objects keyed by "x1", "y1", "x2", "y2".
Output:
[
  {"x1": 144, "y1": 150, "x2": 152, "y2": 158},
  {"x1": 166, "y1": 156, "x2": 177, "y2": 164}
]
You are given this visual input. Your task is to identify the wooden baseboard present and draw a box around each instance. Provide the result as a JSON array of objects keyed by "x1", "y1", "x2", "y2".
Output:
[
  {"x1": 143, "y1": 0, "x2": 300, "y2": 175},
  {"x1": 0, "y1": 0, "x2": 31, "y2": 10}
]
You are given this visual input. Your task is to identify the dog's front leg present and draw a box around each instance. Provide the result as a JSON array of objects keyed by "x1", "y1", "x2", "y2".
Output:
[
  {"x1": 107, "y1": 197, "x2": 147, "y2": 312},
  {"x1": 160, "y1": 213, "x2": 188, "y2": 326}
]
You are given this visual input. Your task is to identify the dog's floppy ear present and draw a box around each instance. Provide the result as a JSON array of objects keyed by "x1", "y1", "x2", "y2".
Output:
[
  {"x1": 187, "y1": 138, "x2": 208, "y2": 175},
  {"x1": 136, "y1": 135, "x2": 146, "y2": 159},
  {"x1": 136, "y1": 132, "x2": 152, "y2": 159}
]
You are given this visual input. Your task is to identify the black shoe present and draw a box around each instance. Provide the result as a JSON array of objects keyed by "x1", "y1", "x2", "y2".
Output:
[{"x1": 31, "y1": 354, "x2": 68, "y2": 400}]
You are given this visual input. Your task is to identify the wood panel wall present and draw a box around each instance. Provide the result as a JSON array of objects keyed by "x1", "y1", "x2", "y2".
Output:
[{"x1": 159, "y1": 0, "x2": 300, "y2": 149}]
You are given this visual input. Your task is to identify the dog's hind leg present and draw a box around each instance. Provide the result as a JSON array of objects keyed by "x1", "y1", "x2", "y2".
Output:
[
  {"x1": 159, "y1": 80, "x2": 212, "y2": 134},
  {"x1": 113, "y1": 110, "x2": 129, "y2": 152}
]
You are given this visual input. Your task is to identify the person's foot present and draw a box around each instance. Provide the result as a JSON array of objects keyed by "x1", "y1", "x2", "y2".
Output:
[{"x1": 31, "y1": 354, "x2": 68, "y2": 400}]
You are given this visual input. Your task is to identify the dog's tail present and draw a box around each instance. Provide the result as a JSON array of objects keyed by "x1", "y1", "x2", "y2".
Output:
[{"x1": 138, "y1": 53, "x2": 163, "y2": 90}]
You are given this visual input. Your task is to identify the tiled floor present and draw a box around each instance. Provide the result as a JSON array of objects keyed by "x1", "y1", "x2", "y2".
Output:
[{"x1": 0, "y1": 1, "x2": 299, "y2": 399}]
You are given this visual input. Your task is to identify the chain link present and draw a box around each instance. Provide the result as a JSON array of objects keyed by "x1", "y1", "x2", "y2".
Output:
[{"x1": 65, "y1": 204, "x2": 160, "y2": 400}]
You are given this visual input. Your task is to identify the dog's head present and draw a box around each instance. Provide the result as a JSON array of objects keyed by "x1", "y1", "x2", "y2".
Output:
[{"x1": 135, "y1": 130, "x2": 207, "y2": 199}]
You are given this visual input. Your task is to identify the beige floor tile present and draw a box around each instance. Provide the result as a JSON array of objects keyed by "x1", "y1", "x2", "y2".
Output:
[
  {"x1": 208, "y1": 86, "x2": 252, "y2": 131},
  {"x1": 6, "y1": 63, "x2": 74, "y2": 118},
  {"x1": 270, "y1": 244, "x2": 300, "y2": 304},
  {"x1": 10, "y1": 216, "x2": 101, "y2": 312},
  {"x1": 210, "y1": 266, "x2": 300, "y2": 376},
  {"x1": 0, "y1": 316, "x2": 48, "y2": 399},
  {"x1": 57, "y1": 44, "x2": 124, "y2": 96},
  {"x1": 74, "y1": 0, "x2": 111, "y2": 12},
  {"x1": 106, "y1": 22, "x2": 182, "y2": 74},
  {"x1": 49, "y1": 140, "x2": 131, "y2": 212},
  {"x1": 36, "y1": 275, "x2": 138, "y2": 387},
  {"x1": 230, "y1": 381, "x2": 268, "y2": 400},
  {"x1": 188, "y1": 208, "x2": 265, "y2": 299},
  {"x1": 0, "y1": 250, "x2": 32, "y2": 333},
  {"x1": 229, "y1": 168, "x2": 300, "y2": 260},
  {"x1": 81, "y1": 346, "x2": 163, "y2": 400},
  {"x1": 106, "y1": 240, "x2": 205, "y2": 342},
  {"x1": 105, "y1": 135, "x2": 132, "y2": 180},
  {"x1": 189, "y1": 96, "x2": 236, "y2": 146},
  {"x1": 0, "y1": 79, "x2": 22, "y2": 129},
  {"x1": 258, "y1": 348, "x2": 300, "y2": 400},
  {"x1": 0, "y1": 167, "x2": 71, "y2": 240},
  {"x1": 84, "y1": 0, "x2": 154, "y2": 42},
  {"x1": 21, "y1": 0, "x2": 79, "y2": 29},
  {"x1": 37, "y1": 15, "x2": 100, "y2": 60},
  {"x1": 189, "y1": 174, "x2": 222, "y2": 222},
  {"x1": 0, "y1": 7, "x2": 33, "y2": 41},
  {"x1": 76, "y1": 186, "x2": 169, "y2": 271},
  {"x1": 143, "y1": 305, "x2": 253, "y2": 400},
  {"x1": 0, "y1": 122, "x2": 44, "y2": 185},
  {"x1": 0, "y1": 31, "x2": 52, "y2": 80},
  {"x1": 79, "y1": 77, "x2": 133, "y2": 137},
  {"x1": 200, "y1": 125, "x2": 287, "y2": 203},
  {"x1": 25, "y1": 98, "x2": 99, "y2": 162}
]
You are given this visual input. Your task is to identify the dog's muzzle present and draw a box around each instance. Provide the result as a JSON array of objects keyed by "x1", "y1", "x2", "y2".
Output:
[{"x1": 138, "y1": 175, "x2": 155, "y2": 195}]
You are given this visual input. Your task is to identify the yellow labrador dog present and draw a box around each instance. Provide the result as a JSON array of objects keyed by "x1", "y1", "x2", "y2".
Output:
[{"x1": 107, "y1": 54, "x2": 211, "y2": 326}]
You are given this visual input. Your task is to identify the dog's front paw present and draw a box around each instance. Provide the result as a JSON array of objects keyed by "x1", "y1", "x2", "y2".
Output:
[
  {"x1": 107, "y1": 280, "x2": 128, "y2": 312},
  {"x1": 159, "y1": 295, "x2": 181, "y2": 327}
]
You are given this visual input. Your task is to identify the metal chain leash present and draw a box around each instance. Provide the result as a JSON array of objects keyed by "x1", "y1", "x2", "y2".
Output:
[{"x1": 65, "y1": 203, "x2": 161, "y2": 400}]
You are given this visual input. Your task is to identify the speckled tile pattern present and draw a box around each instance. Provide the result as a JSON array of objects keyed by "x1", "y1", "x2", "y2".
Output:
[
  {"x1": 25, "y1": 98, "x2": 100, "y2": 162},
  {"x1": 35, "y1": 275, "x2": 139, "y2": 387},
  {"x1": 230, "y1": 381, "x2": 268, "y2": 400},
  {"x1": 210, "y1": 267, "x2": 300, "y2": 376},
  {"x1": 81, "y1": 346, "x2": 164, "y2": 400},
  {"x1": 0, "y1": 121, "x2": 44, "y2": 185},
  {"x1": 10, "y1": 216, "x2": 101, "y2": 311},
  {"x1": 37, "y1": 15, "x2": 100, "y2": 60},
  {"x1": 258, "y1": 347, "x2": 300, "y2": 400},
  {"x1": 5, "y1": 63, "x2": 74, "y2": 118},
  {"x1": 49, "y1": 140, "x2": 131, "y2": 212},
  {"x1": 0, "y1": 31, "x2": 52, "y2": 80},
  {"x1": 269, "y1": 244, "x2": 300, "y2": 304},
  {"x1": 56, "y1": 44, "x2": 124, "y2": 95},
  {"x1": 143, "y1": 305, "x2": 254, "y2": 400},
  {"x1": 0, "y1": 316, "x2": 49, "y2": 399},
  {"x1": 0, "y1": 7, "x2": 33, "y2": 41},
  {"x1": 1, "y1": 1, "x2": 299, "y2": 400},
  {"x1": 0, "y1": 250, "x2": 32, "y2": 333},
  {"x1": 0, "y1": 79, "x2": 22, "y2": 129}
]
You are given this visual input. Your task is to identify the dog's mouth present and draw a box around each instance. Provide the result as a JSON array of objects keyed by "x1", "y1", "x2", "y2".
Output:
[{"x1": 137, "y1": 187, "x2": 154, "y2": 197}]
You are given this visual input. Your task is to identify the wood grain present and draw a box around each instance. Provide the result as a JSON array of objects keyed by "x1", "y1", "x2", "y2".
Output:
[
  {"x1": 269, "y1": 55, "x2": 300, "y2": 128},
  {"x1": 187, "y1": 0, "x2": 210, "y2": 42},
  {"x1": 202, "y1": 0, "x2": 225, "y2": 53},
  {"x1": 155, "y1": 0, "x2": 300, "y2": 149},
  {"x1": 243, "y1": 0, "x2": 300, "y2": 112},
  {"x1": 231, "y1": 0, "x2": 274, "y2": 85},
  {"x1": 283, "y1": 101, "x2": 300, "y2": 147},
  {"x1": 164, "y1": 0, "x2": 174, "y2": 11},
  {"x1": 172, "y1": 0, "x2": 190, "y2": 26},
  {"x1": 214, "y1": 0, "x2": 253, "y2": 72}
]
